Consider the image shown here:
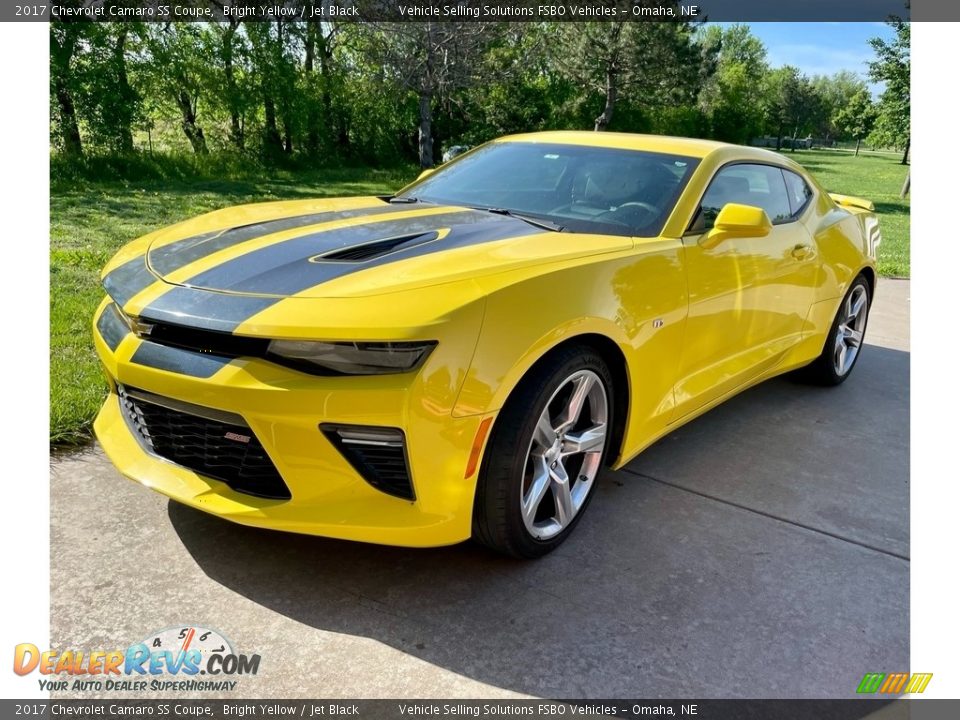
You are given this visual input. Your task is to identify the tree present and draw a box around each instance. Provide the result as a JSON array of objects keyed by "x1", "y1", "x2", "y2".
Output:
[
  {"x1": 454, "y1": 25, "x2": 575, "y2": 143},
  {"x1": 698, "y1": 24, "x2": 769, "y2": 144},
  {"x1": 245, "y1": 20, "x2": 294, "y2": 158},
  {"x1": 364, "y1": 22, "x2": 498, "y2": 167},
  {"x1": 142, "y1": 24, "x2": 210, "y2": 154},
  {"x1": 811, "y1": 71, "x2": 868, "y2": 141},
  {"x1": 762, "y1": 67, "x2": 819, "y2": 150},
  {"x1": 302, "y1": 17, "x2": 348, "y2": 158},
  {"x1": 555, "y1": 16, "x2": 715, "y2": 132},
  {"x1": 303, "y1": 20, "x2": 331, "y2": 156},
  {"x1": 50, "y1": 21, "x2": 85, "y2": 157},
  {"x1": 700, "y1": 23, "x2": 766, "y2": 79},
  {"x1": 868, "y1": 20, "x2": 910, "y2": 163},
  {"x1": 75, "y1": 24, "x2": 143, "y2": 153},
  {"x1": 207, "y1": 1, "x2": 255, "y2": 151},
  {"x1": 215, "y1": 17, "x2": 248, "y2": 150},
  {"x1": 110, "y1": 26, "x2": 137, "y2": 153},
  {"x1": 834, "y1": 88, "x2": 877, "y2": 155}
]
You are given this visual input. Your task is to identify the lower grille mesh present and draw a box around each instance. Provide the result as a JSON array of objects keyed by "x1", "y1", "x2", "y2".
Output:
[
  {"x1": 339, "y1": 444, "x2": 412, "y2": 499},
  {"x1": 321, "y1": 424, "x2": 415, "y2": 500},
  {"x1": 119, "y1": 386, "x2": 291, "y2": 500}
]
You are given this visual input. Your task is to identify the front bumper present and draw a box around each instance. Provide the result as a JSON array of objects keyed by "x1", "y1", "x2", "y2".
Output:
[{"x1": 92, "y1": 298, "x2": 492, "y2": 547}]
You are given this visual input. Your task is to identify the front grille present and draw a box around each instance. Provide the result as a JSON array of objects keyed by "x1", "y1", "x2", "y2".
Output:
[
  {"x1": 321, "y1": 424, "x2": 415, "y2": 500},
  {"x1": 119, "y1": 386, "x2": 291, "y2": 500},
  {"x1": 141, "y1": 320, "x2": 269, "y2": 359}
]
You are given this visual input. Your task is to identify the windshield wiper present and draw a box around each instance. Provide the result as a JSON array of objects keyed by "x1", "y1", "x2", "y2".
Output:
[{"x1": 477, "y1": 207, "x2": 564, "y2": 232}]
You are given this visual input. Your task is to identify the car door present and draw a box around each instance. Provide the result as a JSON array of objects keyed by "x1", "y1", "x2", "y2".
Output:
[{"x1": 672, "y1": 162, "x2": 816, "y2": 421}]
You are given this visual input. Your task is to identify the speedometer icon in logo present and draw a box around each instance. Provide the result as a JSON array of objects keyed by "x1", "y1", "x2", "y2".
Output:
[{"x1": 140, "y1": 625, "x2": 233, "y2": 672}]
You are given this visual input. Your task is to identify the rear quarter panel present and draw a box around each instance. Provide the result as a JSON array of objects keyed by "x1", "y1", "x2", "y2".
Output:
[{"x1": 786, "y1": 173, "x2": 878, "y2": 368}]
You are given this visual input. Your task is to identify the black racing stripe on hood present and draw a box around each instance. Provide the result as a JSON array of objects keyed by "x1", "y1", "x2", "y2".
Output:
[
  {"x1": 137, "y1": 211, "x2": 542, "y2": 334},
  {"x1": 96, "y1": 303, "x2": 130, "y2": 352},
  {"x1": 148, "y1": 204, "x2": 399, "y2": 277},
  {"x1": 130, "y1": 340, "x2": 233, "y2": 378},
  {"x1": 177, "y1": 211, "x2": 529, "y2": 297},
  {"x1": 103, "y1": 256, "x2": 157, "y2": 308},
  {"x1": 138, "y1": 288, "x2": 278, "y2": 334}
]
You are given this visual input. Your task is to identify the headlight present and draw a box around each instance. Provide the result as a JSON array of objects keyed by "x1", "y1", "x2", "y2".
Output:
[{"x1": 266, "y1": 340, "x2": 437, "y2": 375}]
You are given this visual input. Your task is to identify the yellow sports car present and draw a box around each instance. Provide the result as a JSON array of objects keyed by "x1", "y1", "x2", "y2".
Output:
[{"x1": 93, "y1": 131, "x2": 879, "y2": 558}]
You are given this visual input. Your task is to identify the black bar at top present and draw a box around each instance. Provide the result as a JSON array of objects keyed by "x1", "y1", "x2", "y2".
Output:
[{"x1": 10, "y1": 0, "x2": 917, "y2": 24}]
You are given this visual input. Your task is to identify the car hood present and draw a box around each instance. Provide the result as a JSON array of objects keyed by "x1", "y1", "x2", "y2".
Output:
[
  {"x1": 134, "y1": 197, "x2": 632, "y2": 299},
  {"x1": 101, "y1": 197, "x2": 635, "y2": 334}
]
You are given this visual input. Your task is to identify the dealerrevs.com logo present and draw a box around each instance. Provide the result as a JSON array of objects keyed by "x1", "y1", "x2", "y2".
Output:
[{"x1": 13, "y1": 625, "x2": 260, "y2": 693}]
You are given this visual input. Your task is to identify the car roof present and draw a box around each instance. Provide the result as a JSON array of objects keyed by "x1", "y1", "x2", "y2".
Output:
[{"x1": 496, "y1": 130, "x2": 754, "y2": 161}]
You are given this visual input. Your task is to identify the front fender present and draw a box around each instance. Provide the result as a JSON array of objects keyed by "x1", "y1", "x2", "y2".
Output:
[{"x1": 453, "y1": 241, "x2": 688, "y2": 461}]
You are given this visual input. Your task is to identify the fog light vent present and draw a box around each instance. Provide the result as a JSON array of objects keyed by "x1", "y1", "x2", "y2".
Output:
[{"x1": 321, "y1": 424, "x2": 415, "y2": 500}]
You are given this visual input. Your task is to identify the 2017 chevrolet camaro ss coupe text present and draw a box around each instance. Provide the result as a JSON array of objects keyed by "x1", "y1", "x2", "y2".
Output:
[{"x1": 93, "y1": 131, "x2": 879, "y2": 558}]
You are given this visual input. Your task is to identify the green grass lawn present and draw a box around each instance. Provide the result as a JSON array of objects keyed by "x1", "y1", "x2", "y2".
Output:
[
  {"x1": 50, "y1": 163, "x2": 415, "y2": 445},
  {"x1": 50, "y1": 149, "x2": 910, "y2": 446},
  {"x1": 781, "y1": 149, "x2": 910, "y2": 277}
]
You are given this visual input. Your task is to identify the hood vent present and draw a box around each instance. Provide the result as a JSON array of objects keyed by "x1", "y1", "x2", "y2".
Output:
[{"x1": 317, "y1": 231, "x2": 439, "y2": 262}]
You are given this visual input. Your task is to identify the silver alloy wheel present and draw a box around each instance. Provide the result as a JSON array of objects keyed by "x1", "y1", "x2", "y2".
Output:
[
  {"x1": 834, "y1": 284, "x2": 868, "y2": 376},
  {"x1": 520, "y1": 369, "x2": 608, "y2": 540}
]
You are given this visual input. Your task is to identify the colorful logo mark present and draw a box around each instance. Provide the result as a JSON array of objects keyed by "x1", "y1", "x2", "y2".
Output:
[{"x1": 857, "y1": 672, "x2": 933, "y2": 694}]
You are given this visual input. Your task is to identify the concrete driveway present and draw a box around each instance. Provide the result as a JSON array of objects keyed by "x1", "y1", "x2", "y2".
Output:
[{"x1": 49, "y1": 279, "x2": 909, "y2": 699}]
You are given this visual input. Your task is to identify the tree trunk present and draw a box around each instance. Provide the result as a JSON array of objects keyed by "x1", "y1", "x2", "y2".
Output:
[
  {"x1": 275, "y1": 20, "x2": 293, "y2": 155},
  {"x1": 263, "y1": 92, "x2": 283, "y2": 156},
  {"x1": 415, "y1": 25, "x2": 436, "y2": 169},
  {"x1": 113, "y1": 28, "x2": 134, "y2": 153},
  {"x1": 279, "y1": 95, "x2": 294, "y2": 155},
  {"x1": 304, "y1": 21, "x2": 319, "y2": 157},
  {"x1": 854, "y1": 137, "x2": 861, "y2": 157},
  {"x1": 775, "y1": 120, "x2": 783, "y2": 151},
  {"x1": 319, "y1": 32, "x2": 342, "y2": 152},
  {"x1": 54, "y1": 76, "x2": 83, "y2": 157},
  {"x1": 900, "y1": 171, "x2": 910, "y2": 198},
  {"x1": 594, "y1": 68, "x2": 617, "y2": 132},
  {"x1": 175, "y1": 89, "x2": 207, "y2": 154},
  {"x1": 418, "y1": 91, "x2": 433, "y2": 168},
  {"x1": 223, "y1": 22, "x2": 244, "y2": 149},
  {"x1": 51, "y1": 27, "x2": 83, "y2": 157},
  {"x1": 900, "y1": 138, "x2": 910, "y2": 165}
]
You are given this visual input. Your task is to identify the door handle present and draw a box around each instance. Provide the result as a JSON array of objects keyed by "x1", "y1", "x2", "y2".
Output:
[{"x1": 791, "y1": 243, "x2": 812, "y2": 260}]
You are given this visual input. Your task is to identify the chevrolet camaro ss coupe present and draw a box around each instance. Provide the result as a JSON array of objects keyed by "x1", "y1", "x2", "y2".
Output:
[{"x1": 93, "y1": 131, "x2": 880, "y2": 558}]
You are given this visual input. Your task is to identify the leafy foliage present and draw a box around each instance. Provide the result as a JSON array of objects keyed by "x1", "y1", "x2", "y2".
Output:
[
  {"x1": 867, "y1": 20, "x2": 910, "y2": 155},
  {"x1": 50, "y1": 20, "x2": 910, "y2": 165},
  {"x1": 834, "y1": 89, "x2": 878, "y2": 153}
]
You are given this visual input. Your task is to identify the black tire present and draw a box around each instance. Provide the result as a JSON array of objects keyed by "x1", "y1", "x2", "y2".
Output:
[
  {"x1": 795, "y1": 274, "x2": 872, "y2": 386},
  {"x1": 472, "y1": 344, "x2": 614, "y2": 559}
]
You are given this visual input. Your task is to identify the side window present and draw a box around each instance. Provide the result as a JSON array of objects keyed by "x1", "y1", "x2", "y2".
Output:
[
  {"x1": 700, "y1": 164, "x2": 793, "y2": 228},
  {"x1": 783, "y1": 169, "x2": 813, "y2": 217}
]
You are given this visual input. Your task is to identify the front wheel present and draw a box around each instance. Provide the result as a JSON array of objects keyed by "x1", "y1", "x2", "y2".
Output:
[
  {"x1": 472, "y1": 346, "x2": 613, "y2": 559},
  {"x1": 797, "y1": 274, "x2": 872, "y2": 385}
]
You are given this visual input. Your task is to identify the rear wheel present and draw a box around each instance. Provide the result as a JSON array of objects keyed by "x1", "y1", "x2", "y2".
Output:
[
  {"x1": 472, "y1": 346, "x2": 613, "y2": 559},
  {"x1": 797, "y1": 275, "x2": 871, "y2": 386}
]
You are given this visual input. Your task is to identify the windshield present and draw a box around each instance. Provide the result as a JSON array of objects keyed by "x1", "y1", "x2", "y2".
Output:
[{"x1": 400, "y1": 141, "x2": 700, "y2": 237}]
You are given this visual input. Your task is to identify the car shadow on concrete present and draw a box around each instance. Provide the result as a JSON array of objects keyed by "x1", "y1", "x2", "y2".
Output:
[{"x1": 168, "y1": 345, "x2": 909, "y2": 698}]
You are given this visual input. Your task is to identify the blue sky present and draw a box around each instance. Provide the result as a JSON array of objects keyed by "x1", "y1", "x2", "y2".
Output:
[{"x1": 714, "y1": 23, "x2": 896, "y2": 92}]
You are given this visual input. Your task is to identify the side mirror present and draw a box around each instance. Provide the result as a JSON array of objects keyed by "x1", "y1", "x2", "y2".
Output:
[
  {"x1": 702, "y1": 203, "x2": 772, "y2": 248},
  {"x1": 417, "y1": 168, "x2": 436, "y2": 181}
]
